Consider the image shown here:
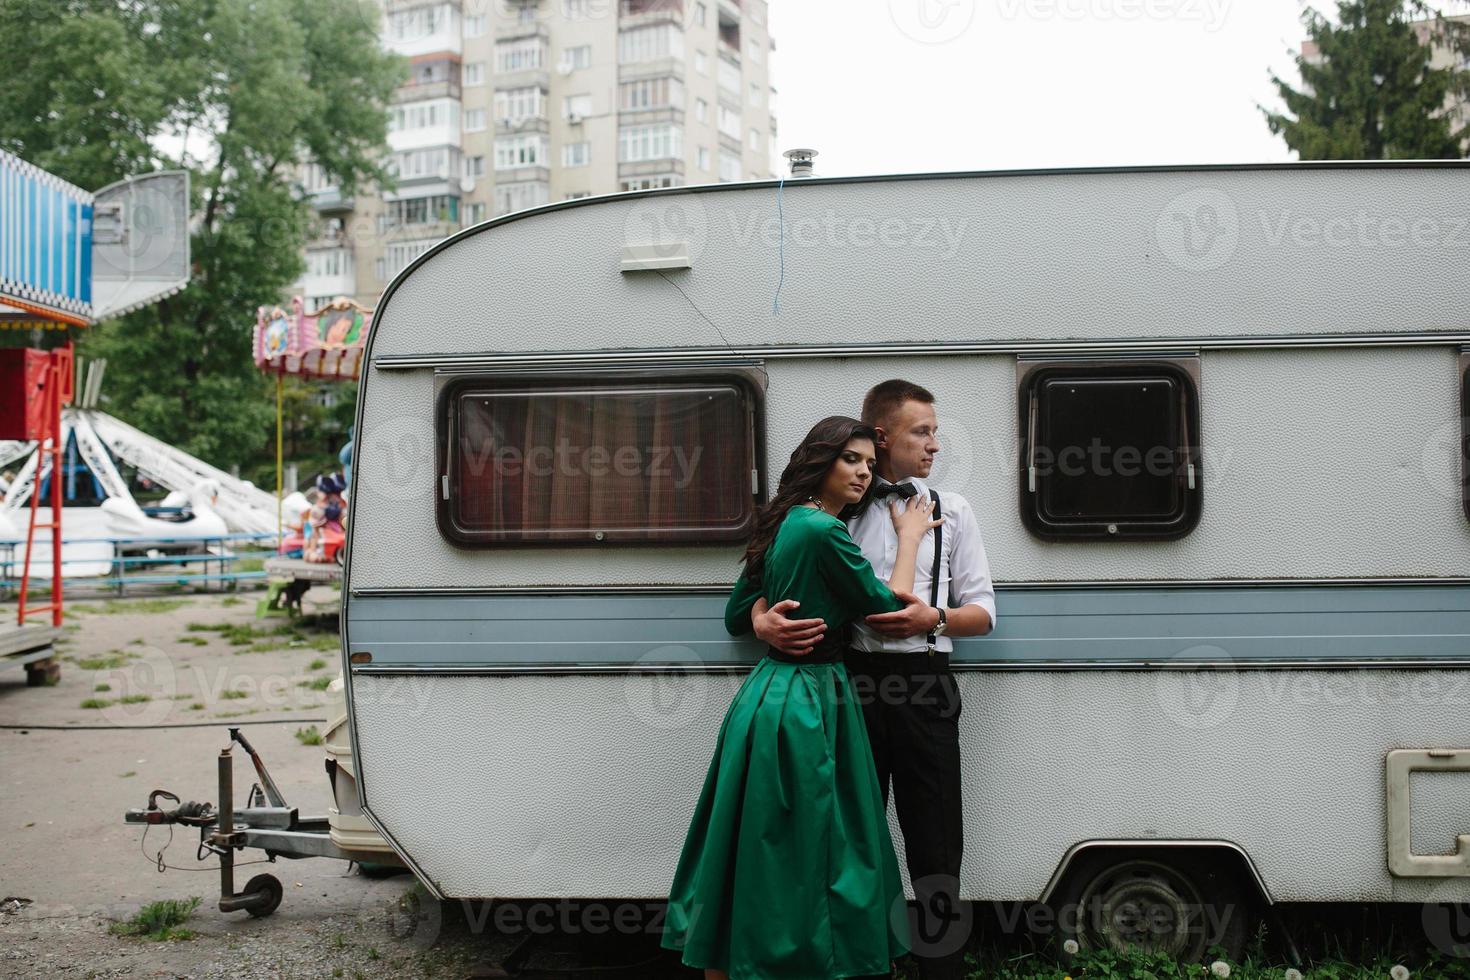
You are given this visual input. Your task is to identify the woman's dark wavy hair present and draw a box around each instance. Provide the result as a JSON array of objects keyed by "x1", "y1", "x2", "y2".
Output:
[{"x1": 740, "y1": 415, "x2": 878, "y2": 586}]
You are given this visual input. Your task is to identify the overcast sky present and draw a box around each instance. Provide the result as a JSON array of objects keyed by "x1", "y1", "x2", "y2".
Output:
[{"x1": 765, "y1": 0, "x2": 1470, "y2": 177}]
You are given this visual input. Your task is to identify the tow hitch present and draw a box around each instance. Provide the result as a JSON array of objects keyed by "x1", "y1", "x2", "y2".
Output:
[{"x1": 124, "y1": 727, "x2": 353, "y2": 918}]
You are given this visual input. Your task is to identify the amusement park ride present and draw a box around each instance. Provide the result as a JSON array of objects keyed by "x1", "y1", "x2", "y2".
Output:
[{"x1": 0, "y1": 149, "x2": 190, "y2": 680}]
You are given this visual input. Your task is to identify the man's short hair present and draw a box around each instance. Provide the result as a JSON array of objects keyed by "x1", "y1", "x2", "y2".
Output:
[{"x1": 861, "y1": 379, "x2": 936, "y2": 428}]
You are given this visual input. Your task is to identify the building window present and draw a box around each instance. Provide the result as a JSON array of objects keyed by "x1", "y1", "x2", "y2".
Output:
[
  {"x1": 375, "y1": 257, "x2": 387, "y2": 282},
  {"x1": 695, "y1": 98, "x2": 708, "y2": 123},
  {"x1": 694, "y1": 50, "x2": 708, "y2": 74},
  {"x1": 386, "y1": 146, "x2": 462, "y2": 181},
  {"x1": 563, "y1": 93, "x2": 593, "y2": 120},
  {"x1": 619, "y1": 24, "x2": 685, "y2": 64},
  {"x1": 437, "y1": 376, "x2": 761, "y2": 545},
  {"x1": 463, "y1": 62, "x2": 486, "y2": 87},
  {"x1": 567, "y1": 191, "x2": 592, "y2": 200},
  {"x1": 563, "y1": 0, "x2": 590, "y2": 17},
  {"x1": 385, "y1": 238, "x2": 440, "y2": 277},
  {"x1": 464, "y1": 202, "x2": 487, "y2": 225},
  {"x1": 563, "y1": 44, "x2": 592, "y2": 70},
  {"x1": 494, "y1": 87, "x2": 546, "y2": 123},
  {"x1": 382, "y1": 195, "x2": 460, "y2": 229},
  {"x1": 746, "y1": 39, "x2": 763, "y2": 65},
  {"x1": 465, "y1": 14, "x2": 487, "y2": 37},
  {"x1": 389, "y1": 99, "x2": 459, "y2": 134},
  {"x1": 464, "y1": 155, "x2": 486, "y2": 179},
  {"x1": 496, "y1": 37, "x2": 548, "y2": 73},
  {"x1": 717, "y1": 57, "x2": 740, "y2": 94},
  {"x1": 1018, "y1": 358, "x2": 1203, "y2": 541},
  {"x1": 386, "y1": 3, "x2": 459, "y2": 42},
  {"x1": 718, "y1": 149, "x2": 741, "y2": 182},
  {"x1": 493, "y1": 180, "x2": 550, "y2": 216},
  {"x1": 620, "y1": 175, "x2": 681, "y2": 191},
  {"x1": 619, "y1": 76, "x2": 684, "y2": 111},
  {"x1": 306, "y1": 248, "x2": 349, "y2": 279},
  {"x1": 694, "y1": 2, "x2": 707, "y2": 26},
  {"x1": 562, "y1": 141, "x2": 591, "y2": 167},
  {"x1": 494, "y1": 134, "x2": 550, "y2": 170},
  {"x1": 716, "y1": 104, "x2": 742, "y2": 140},
  {"x1": 698, "y1": 147, "x2": 710, "y2": 171},
  {"x1": 464, "y1": 107, "x2": 488, "y2": 132},
  {"x1": 618, "y1": 123, "x2": 683, "y2": 163},
  {"x1": 748, "y1": 128, "x2": 760, "y2": 151},
  {"x1": 749, "y1": 81, "x2": 762, "y2": 106}
]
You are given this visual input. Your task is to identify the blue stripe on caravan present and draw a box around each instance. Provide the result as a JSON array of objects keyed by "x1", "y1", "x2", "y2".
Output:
[
  {"x1": 344, "y1": 583, "x2": 1470, "y2": 669},
  {"x1": 80, "y1": 203, "x2": 93, "y2": 303}
]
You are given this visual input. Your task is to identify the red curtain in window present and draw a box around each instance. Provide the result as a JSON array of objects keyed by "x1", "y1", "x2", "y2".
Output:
[{"x1": 452, "y1": 384, "x2": 751, "y2": 543}]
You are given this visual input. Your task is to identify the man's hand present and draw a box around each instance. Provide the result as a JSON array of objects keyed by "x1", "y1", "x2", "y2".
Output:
[
  {"x1": 864, "y1": 591, "x2": 939, "y2": 638},
  {"x1": 751, "y1": 598, "x2": 827, "y2": 656}
]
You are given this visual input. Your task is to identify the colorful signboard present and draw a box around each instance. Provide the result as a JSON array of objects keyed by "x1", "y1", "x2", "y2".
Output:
[{"x1": 253, "y1": 296, "x2": 370, "y2": 380}]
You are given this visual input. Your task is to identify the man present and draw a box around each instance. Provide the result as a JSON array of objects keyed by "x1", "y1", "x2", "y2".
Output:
[{"x1": 749, "y1": 379, "x2": 996, "y2": 980}]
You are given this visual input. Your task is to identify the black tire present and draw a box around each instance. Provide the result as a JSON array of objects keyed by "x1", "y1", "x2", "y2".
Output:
[
  {"x1": 1048, "y1": 851, "x2": 1252, "y2": 963},
  {"x1": 242, "y1": 873, "x2": 284, "y2": 918}
]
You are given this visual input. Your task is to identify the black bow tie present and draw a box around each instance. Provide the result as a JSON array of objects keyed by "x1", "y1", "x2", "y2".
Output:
[{"x1": 873, "y1": 482, "x2": 919, "y2": 500}]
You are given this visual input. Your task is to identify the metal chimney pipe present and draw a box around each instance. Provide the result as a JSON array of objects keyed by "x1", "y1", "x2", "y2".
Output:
[{"x1": 783, "y1": 148, "x2": 818, "y2": 178}]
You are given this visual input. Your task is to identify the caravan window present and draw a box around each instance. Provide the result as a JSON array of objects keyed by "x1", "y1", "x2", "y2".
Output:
[
  {"x1": 440, "y1": 378, "x2": 759, "y2": 545},
  {"x1": 1018, "y1": 359, "x2": 1202, "y2": 541},
  {"x1": 1462, "y1": 360, "x2": 1470, "y2": 523}
]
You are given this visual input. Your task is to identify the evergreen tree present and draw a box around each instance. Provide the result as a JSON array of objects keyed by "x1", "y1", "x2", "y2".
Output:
[
  {"x1": 1264, "y1": 0, "x2": 1470, "y2": 159},
  {"x1": 0, "y1": 0, "x2": 404, "y2": 471}
]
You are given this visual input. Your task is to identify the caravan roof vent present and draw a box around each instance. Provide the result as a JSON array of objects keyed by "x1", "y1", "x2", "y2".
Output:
[{"x1": 783, "y1": 148, "x2": 818, "y2": 178}]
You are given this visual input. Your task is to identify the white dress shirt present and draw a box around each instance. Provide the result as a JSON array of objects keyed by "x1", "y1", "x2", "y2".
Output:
[{"x1": 847, "y1": 476, "x2": 997, "y2": 654}]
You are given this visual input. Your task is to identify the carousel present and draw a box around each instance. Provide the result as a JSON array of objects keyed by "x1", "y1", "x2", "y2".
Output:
[{"x1": 253, "y1": 296, "x2": 369, "y2": 615}]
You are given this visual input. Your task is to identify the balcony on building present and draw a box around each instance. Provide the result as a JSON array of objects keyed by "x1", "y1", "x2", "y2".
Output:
[
  {"x1": 618, "y1": 158, "x2": 686, "y2": 181},
  {"x1": 383, "y1": 0, "x2": 463, "y2": 58},
  {"x1": 303, "y1": 245, "x2": 357, "y2": 301},
  {"x1": 717, "y1": 6, "x2": 741, "y2": 61},
  {"x1": 619, "y1": 0, "x2": 685, "y2": 28},
  {"x1": 393, "y1": 54, "x2": 463, "y2": 104},
  {"x1": 309, "y1": 186, "x2": 355, "y2": 213}
]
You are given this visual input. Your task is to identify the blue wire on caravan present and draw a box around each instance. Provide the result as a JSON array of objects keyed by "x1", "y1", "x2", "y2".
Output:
[{"x1": 772, "y1": 176, "x2": 786, "y2": 314}]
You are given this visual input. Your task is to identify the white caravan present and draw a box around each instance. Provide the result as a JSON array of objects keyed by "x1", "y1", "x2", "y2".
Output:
[{"x1": 341, "y1": 163, "x2": 1470, "y2": 959}]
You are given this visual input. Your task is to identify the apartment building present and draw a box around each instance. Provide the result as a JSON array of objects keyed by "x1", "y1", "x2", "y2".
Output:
[{"x1": 294, "y1": 0, "x2": 778, "y2": 309}]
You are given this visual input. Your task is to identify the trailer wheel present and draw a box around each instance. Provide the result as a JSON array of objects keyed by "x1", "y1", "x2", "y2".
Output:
[
  {"x1": 242, "y1": 873, "x2": 284, "y2": 918},
  {"x1": 1050, "y1": 853, "x2": 1249, "y2": 963}
]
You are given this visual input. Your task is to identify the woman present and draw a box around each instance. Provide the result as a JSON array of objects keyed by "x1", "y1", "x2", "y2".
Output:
[{"x1": 662, "y1": 415, "x2": 940, "y2": 980}]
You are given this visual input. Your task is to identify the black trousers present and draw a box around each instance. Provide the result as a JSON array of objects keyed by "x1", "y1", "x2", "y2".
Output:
[{"x1": 845, "y1": 649, "x2": 968, "y2": 980}]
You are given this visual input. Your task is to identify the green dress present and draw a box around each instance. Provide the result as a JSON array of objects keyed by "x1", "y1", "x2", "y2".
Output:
[{"x1": 661, "y1": 505, "x2": 911, "y2": 979}]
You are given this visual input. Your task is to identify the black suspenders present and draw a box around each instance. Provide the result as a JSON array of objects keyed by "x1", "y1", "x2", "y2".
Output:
[{"x1": 926, "y1": 489, "x2": 946, "y2": 652}]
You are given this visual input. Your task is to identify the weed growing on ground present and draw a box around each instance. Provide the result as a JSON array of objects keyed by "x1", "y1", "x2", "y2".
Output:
[
  {"x1": 219, "y1": 689, "x2": 248, "y2": 700},
  {"x1": 108, "y1": 897, "x2": 200, "y2": 941},
  {"x1": 80, "y1": 698, "x2": 112, "y2": 709},
  {"x1": 295, "y1": 725, "x2": 324, "y2": 746},
  {"x1": 98, "y1": 599, "x2": 191, "y2": 615},
  {"x1": 309, "y1": 658, "x2": 327, "y2": 671},
  {"x1": 299, "y1": 676, "x2": 333, "y2": 692},
  {"x1": 76, "y1": 653, "x2": 130, "y2": 670}
]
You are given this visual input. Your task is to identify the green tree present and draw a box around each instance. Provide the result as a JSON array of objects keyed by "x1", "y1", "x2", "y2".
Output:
[
  {"x1": 0, "y1": 0, "x2": 404, "y2": 470},
  {"x1": 1263, "y1": 0, "x2": 1470, "y2": 159}
]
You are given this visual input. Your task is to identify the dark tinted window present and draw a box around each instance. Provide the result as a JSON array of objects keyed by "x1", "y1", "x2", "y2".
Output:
[
  {"x1": 1020, "y1": 360, "x2": 1201, "y2": 540},
  {"x1": 439, "y1": 377, "x2": 758, "y2": 545}
]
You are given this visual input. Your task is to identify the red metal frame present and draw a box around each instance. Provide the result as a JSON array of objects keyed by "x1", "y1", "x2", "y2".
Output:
[{"x1": 16, "y1": 342, "x2": 73, "y2": 627}]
